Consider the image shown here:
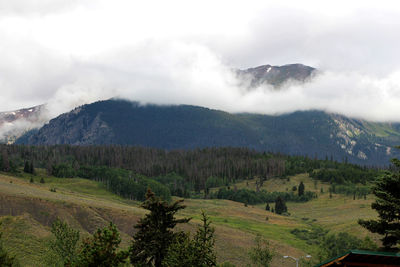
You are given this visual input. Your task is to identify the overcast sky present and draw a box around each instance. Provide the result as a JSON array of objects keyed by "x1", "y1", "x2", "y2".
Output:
[{"x1": 2, "y1": 0, "x2": 400, "y2": 121}]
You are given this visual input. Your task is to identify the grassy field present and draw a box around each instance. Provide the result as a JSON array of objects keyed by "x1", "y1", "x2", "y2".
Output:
[{"x1": 0, "y1": 171, "x2": 379, "y2": 266}]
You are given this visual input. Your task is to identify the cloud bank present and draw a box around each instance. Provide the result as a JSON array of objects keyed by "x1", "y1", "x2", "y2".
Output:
[{"x1": 1, "y1": 0, "x2": 400, "y2": 125}]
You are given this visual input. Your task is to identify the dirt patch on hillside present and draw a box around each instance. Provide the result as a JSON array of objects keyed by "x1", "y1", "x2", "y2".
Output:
[{"x1": 0, "y1": 193, "x2": 141, "y2": 234}]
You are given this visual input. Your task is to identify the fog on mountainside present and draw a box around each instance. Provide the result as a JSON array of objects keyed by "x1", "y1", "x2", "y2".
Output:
[
  {"x1": 0, "y1": 105, "x2": 49, "y2": 144},
  {"x1": 0, "y1": 63, "x2": 317, "y2": 143},
  {"x1": 4, "y1": 62, "x2": 400, "y2": 167}
]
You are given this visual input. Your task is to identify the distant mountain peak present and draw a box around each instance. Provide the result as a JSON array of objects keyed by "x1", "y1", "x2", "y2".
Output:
[{"x1": 236, "y1": 63, "x2": 316, "y2": 88}]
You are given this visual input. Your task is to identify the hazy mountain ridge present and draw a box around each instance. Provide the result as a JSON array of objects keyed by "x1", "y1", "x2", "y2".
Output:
[{"x1": 17, "y1": 99, "x2": 400, "y2": 165}]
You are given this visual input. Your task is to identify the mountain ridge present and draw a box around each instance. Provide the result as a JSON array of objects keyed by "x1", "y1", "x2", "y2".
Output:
[{"x1": 17, "y1": 99, "x2": 400, "y2": 165}]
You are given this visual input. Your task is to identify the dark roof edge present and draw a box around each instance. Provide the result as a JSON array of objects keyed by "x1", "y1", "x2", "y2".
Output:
[
  {"x1": 314, "y1": 250, "x2": 400, "y2": 267},
  {"x1": 314, "y1": 251, "x2": 351, "y2": 267}
]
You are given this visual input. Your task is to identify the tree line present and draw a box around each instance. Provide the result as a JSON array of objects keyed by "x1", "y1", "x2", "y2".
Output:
[
  {"x1": 0, "y1": 145, "x2": 382, "y2": 190},
  {"x1": 0, "y1": 145, "x2": 286, "y2": 192},
  {"x1": 209, "y1": 188, "x2": 316, "y2": 205}
]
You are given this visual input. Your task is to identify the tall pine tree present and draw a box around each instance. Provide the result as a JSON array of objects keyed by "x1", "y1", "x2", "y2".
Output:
[
  {"x1": 298, "y1": 181, "x2": 305, "y2": 197},
  {"x1": 164, "y1": 211, "x2": 216, "y2": 267},
  {"x1": 358, "y1": 151, "x2": 400, "y2": 249},
  {"x1": 274, "y1": 196, "x2": 287, "y2": 215},
  {"x1": 77, "y1": 222, "x2": 128, "y2": 267},
  {"x1": 50, "y1": 219, "x2": 80, "y2": 266},
  {"x1": 23, "y1": 161, "x2": 30, "y2": 173},
  {"x1": 129, "y1": 189, "x2": 190, "y2": 267}
]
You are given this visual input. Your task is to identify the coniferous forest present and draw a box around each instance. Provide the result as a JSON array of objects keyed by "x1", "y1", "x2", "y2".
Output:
[{"x1": 0, "y1": 144, "x2": 381, "y2": 203}]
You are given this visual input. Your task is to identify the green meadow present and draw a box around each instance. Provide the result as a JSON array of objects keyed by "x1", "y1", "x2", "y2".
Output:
[{"x1": 0, "y1": 171, "x2": 378, "y2": 266}]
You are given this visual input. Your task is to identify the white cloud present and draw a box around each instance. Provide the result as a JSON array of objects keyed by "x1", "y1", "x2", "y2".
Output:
[{"x1": 1, "y1": 0, "x2": 400, "y2": 126}]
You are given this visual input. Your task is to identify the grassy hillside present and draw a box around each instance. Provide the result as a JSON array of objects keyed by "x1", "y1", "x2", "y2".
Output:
[{"x1": 0, "y1": 171, "x2": 379, "y2": 266}]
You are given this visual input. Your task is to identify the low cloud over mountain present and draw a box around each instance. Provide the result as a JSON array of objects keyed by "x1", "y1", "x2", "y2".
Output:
[{"x1": 2, "y1": 1, "x2": 400, "y2": 123}]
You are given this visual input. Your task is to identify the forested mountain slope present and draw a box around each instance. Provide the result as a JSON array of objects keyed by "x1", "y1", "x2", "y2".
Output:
[{"x1": 17, "y1": 99, "x2": 400, "y2": 165}]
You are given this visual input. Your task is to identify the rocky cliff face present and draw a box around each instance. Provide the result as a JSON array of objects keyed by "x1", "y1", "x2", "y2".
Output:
[{"x1": 25, "y1": 106, "x2": 115, "y2": 145}]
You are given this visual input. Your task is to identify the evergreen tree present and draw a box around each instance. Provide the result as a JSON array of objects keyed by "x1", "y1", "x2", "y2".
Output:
[
  {"x1": 358, "y1": 151, "x2": 400, "y2": 248},
  {"x1": 298, "y1": 181, "x2": 305, "y2": 197},
  {"x1": 265, "y1": 203, "x2": 270, "y2": 211},
  {"x1": 50, "y1": 219, "x2": 80, "y2": 266},
  {"x1": 23, "y1": 161, "x2": 30, "y2": 173},
  {"x1": 129, "y1": 189, "x2": 190, "y2": 267},
  {"x1": 248, "y1": 234, "x2": 274, "y2": 267},
  {"x1": 164, "y1": 211, "x2": 216, "y2": 267},
  {"x1": 274, "y1": 196, "x2": 287, "y2": 215},
  {"x1": 192, "y1": 211, "x2": 216, "y2": 266},
  {"x1": 162, "y1": 232, "x2": 195, "y2": 267},
  {"x1": 77, "y1": 222, "x2": 128, "y2": 267},
  {"x1": 1, "y1": 151, "x2": 10, "y2": 172},
  {"x1": 29, "y1": 161, "x2": 34, "y2": 174}
]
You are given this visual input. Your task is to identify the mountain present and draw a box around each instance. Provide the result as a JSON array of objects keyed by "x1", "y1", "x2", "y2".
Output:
[
  {"x1": 0, "y1": 105, "x2": 47, "y2": 144},
  {"x1": 1, "y1": 63, "x2": 315, "y2": 145},
  {"x1": 17, "y1": 99, "x2": 400, "y2": 165},
  {"x1": 236, "y1": 63, "x2": 316, "y2": 88}
]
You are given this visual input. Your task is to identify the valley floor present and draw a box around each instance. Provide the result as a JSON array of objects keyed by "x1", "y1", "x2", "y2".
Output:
[{"x1": 0, "y1": 172, "x2": 378, "y2": 266}]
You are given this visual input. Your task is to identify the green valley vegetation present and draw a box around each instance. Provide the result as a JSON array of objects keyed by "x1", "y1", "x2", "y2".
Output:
[
  {"x1": 45, "y1": 189, "x2": 218, "y2": 267},
  {"x1": 290, "y1": 225, "x2": 377, "y2": 262},
  {"x1": 50, "y1": 219, "x2": 80, "y2": 266},
  {"x1": 0, "y1": 169, "x2": 382, "y2": 266},
  {"x1": 50, "y1": 221, "x2": 128, "y2": 267},
  {"x1": 0, "y1": 223, "x2": 19, "y2": 267},
  {"x1": 248, "y1": 234, "x2": 274, "y2": 267},
  {"x1": 77, "y1": 222, "x2": 128, "y2": 267},
  {"x1": 209, "y1": 187, "x2": 317, "y2": 205},
  {"x1": 0, "y1": 145, "x2": 382, "y2": 201},
  {"x1": 0, "y1": 144, "x2": 390, "y2": 266}
]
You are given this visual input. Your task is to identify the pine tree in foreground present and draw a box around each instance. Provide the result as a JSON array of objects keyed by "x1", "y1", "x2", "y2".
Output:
[
  {"x1": 77, "y1": 222, "x2": 128, "y2": 267},
  {"x1": 164, "y1": 211, "x2": 217, "y2": 267},
  {"x1": 50, "y1": 219, "x2": 80, "y2": 266},
  {"x1": 248, "y1": 234, "x2": 274, "y2": 267},
  {"x1": 129, "y1": 189, "x2": 190, "y2": 267},
  {"x1": 358, "y1": 149, "x2": 400, "y2": 249}
]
